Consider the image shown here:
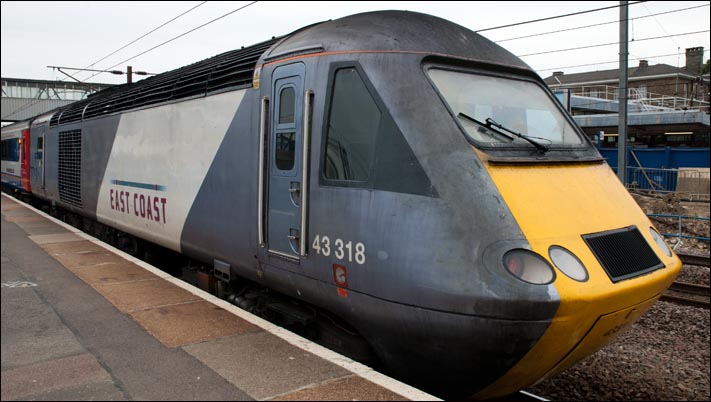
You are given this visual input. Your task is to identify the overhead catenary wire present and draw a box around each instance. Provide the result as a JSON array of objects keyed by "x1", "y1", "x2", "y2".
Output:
[
  {"x1": 537, "y1": 48, "x2": 709, "y2": 72},
  {"x1": 5, "y1": 1, "x2": 210, "y2": 119},
  {"x1": 474, "y1": 0, "x2": 647, "y2": 33},
  {"x1": 641, "y1": 2, "x2": 682, "y2": 50},
  {"x1": 83, "y1": 0, "x2": 655, "y2": 84},
  {"x1": 517, "y1": 30, "x2": 709, "y2": 57},
  {"x1": 82, "y1": 1, "x2": 259, "y2": 82},
  {"x1": 5, "y1": 1, "x2": 258, "y2": 120},
  {"x1": 74, "y1": 1, "x2": 208, "y2": 82},
  {"x1": 495, "y1": 3, "x2": 710, "y2": 43}
]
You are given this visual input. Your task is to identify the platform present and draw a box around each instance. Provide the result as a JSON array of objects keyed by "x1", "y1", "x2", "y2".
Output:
[{"x1": 0, "y1": 193, "x2": 439, "y2": 401}]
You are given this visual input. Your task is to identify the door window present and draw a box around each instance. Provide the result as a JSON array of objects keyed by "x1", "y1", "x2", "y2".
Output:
[{"x1": 275, "y1": 86, "x2": 297, "y2": 172}]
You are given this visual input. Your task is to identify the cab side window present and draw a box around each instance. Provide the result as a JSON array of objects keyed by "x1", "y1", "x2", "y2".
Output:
[{"x1": 323, "y1": 67, "x2": 380, "y2": 182}]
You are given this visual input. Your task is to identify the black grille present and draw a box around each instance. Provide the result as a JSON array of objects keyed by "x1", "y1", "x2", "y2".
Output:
[
  {"x1": 58, "y1": 130, "x2": 82, "y2": 208},
  {"x1": 583, "y1": 226, "x2": 663, "y2": 282}
]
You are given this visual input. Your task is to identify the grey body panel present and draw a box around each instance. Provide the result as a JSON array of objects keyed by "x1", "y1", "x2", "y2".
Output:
[
  {"x1": 180, "y1": 92, "x2": 261, "y2": 281},
  {"x1": 40, "y1": 116, "x2": 121, "y2": 217},
  {"x1": 259, "y1": 262, "x2": 550, "y2": 396}
]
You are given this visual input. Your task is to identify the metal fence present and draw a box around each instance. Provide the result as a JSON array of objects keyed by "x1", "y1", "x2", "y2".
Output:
[
  {"x1": 647, "y1": 214, "x2": 710, "y2": 249},
  {"x1": 622, "y1": 167, "x2": 710, "y2": 201}
]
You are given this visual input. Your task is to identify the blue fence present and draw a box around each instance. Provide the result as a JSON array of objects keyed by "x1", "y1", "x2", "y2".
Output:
[
  {"x1": 599, "y1": 147, "x2": 710, "y2": 170},
  {"x1": 600, "y1": 147, "x2": 709, "y2": 193},
  {"x1": 627, "y1": 167, "x2": 678, "y2": 192}
]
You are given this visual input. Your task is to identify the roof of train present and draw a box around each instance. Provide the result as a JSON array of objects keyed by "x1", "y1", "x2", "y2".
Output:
[
  {"x1": 47, "y1": 10, "x2": 533, "y2": 128},
  {"x1": 264, "y1": 10, "x2": 530, "y2": 70},
  {"x1": 1, "y1": 119, "x2": 30, "y2": 136}
]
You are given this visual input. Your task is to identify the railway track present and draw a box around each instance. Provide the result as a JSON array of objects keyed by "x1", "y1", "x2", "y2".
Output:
[
  {"x1": 676, "y1": 252, "x2": 711, "y2": 267},
  {"x1": 661, "y1": 281, "x2": 710, "y2": 309},
  {"x1": 662, "y1": 253, "x2": 711, "y2": 308}
]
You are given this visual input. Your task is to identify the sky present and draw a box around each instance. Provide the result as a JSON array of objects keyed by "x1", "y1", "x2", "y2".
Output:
[{"x1": 1, "y1": 1, "x2": 709, "y2": 86}]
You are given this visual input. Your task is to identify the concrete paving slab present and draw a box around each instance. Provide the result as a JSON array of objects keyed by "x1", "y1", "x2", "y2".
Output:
[
  {"x1": 13, "y1": 381, "x2": 128, "y2": 401},
  {"x1": 1, "y1": 253, "x2": 21, "y2": 282},
  {"x1": 269, "y1": 375, "x2": 406, "y2": 401},
  {"x1": 14, "y1": 219, "x2": 68, "y2": 230},
  {"x1": 5, "y1": 215, "x2": 45, "y2": 223},
  {"x1": 1, "y1": 253, "x2": 85, "y2": 371},
  {"x1": 29, "y1": 233, "x2": 85, "y2": 245},
  {"x1": 95, "y1": 278, "x2": 202, "y2": 312},
  {"x1": 131, "y1": 300, "x2": 262, "y2": 348},
  {"x1": 1, "y1": 209, "x2": 40, "y2": 218},
  {"x1": 40, "y1": 240, "x2": 109, "y2": 255},
  {"x1": 1, "y1": 283, "x2": 85, "y2": 370},
  {"x1": 50, "y1": 250, "x2": 128, "y2": 271},
  {"x1": 71, "y1": 261, "x2": 159, "y2": 286},
  {"x1": 0, "y1": 202, "x2": 24, "y2": 211},
  {"x1": 0, "y1": 353, "x2": 112, "y2": 401},
  {"x1": 184, "y1": 331, "x2": 351, "y2": 400},
  {"x1": 14, "y1": 220, "x2": 70, "y2": 236}
]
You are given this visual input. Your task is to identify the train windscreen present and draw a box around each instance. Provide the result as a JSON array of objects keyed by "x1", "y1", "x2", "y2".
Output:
[{"x1": 428, "y1": 69, "x2": 584, "y2": 149}]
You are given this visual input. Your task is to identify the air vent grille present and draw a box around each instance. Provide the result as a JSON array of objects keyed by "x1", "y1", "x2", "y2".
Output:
[
  {"x1": 583, "y1": 226, "x2": 663, "y2": 283},
  {"x1": 58, "y1": 130, "x2": 82, "y2": 207}
]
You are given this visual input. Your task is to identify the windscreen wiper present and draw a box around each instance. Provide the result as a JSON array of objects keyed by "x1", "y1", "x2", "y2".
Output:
[
  {"x1": 485, "y1": 117, "x2": 549, "y2": 154},
  {"x1": 457, "y1": 112, "x2": 514, "y2": 141}
]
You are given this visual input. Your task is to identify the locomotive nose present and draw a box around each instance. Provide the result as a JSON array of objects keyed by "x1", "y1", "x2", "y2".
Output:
[{"x1": 472, "y1": 159, "x2": 681, "y2": 399}]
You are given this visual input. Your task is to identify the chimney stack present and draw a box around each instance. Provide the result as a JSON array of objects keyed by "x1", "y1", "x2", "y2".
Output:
[
  {"x1": 552, "y1": 71, "x2": 564, "y2": 77},
  {"x1": 638, "y1": 60, "x2": 648, "y2": 68},
  {"x1": 685, "y1": 47, "x2": 703, "y2": 75}
]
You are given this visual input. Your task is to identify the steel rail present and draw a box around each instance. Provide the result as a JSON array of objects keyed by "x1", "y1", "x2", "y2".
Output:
[
  {"x1": 661, "y1": 281, "x2": 710, "y2": 309},
  {"x1": 677, "y1": 252, "x2": 711, "y2": 267}
]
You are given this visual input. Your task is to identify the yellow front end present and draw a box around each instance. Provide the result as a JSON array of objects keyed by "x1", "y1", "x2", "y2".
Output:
[{"x1": 474, "y1": 158, "x2": 681, "y2": 399}]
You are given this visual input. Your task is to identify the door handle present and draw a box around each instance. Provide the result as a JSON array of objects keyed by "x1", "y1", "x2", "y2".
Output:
[
  {"x1": 288, "y1": 182, "x2": 301, "y2": 206},
  {"x1": 288, "y1": 228, "x2": 300, "y2": 254}
]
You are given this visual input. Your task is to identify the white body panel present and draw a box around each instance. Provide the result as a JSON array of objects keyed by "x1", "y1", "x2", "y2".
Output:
[{"x1": 95, "y1": 90, "x2": 246, "y2": 251}]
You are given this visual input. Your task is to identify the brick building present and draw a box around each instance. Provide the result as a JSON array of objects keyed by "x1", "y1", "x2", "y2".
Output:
[
  {"x1": 544, "y1": 47, "x2": 708, "y2": 113},
  {"x1": 543, "y1": 47, "x2": 709, "y2": 149}
]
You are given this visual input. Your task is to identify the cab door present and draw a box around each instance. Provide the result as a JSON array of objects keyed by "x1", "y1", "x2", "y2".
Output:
[{"x1": 266, "y1": 63, "x2": 305, "y2": 259}]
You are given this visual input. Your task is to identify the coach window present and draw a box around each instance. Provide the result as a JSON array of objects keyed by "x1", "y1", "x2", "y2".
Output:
[
  {"x1": 323, "y1": 67, "x2": 380, "y2": 182},
  {"x1": 276, "y1": 86, "x2": 296, "y2": 171},
  {"x1": 1, "y1": 139, "x2": 20, "y2": 162}
]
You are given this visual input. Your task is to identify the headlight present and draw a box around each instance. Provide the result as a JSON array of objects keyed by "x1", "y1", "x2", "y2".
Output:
[
  {"x1": 503, "y1": 249, "x2": 556, "y2": 285},
  {"x1": 649, "y1": 227, "x2": 672, "y2": 257},
  {"x1": 549, "y1": 246, "x2": 589, "y2": 282}
]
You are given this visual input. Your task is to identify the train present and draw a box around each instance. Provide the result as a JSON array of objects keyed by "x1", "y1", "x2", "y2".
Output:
[{"x1": 1, "y1": 10, "x2": 682, "y2": 399}]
